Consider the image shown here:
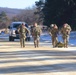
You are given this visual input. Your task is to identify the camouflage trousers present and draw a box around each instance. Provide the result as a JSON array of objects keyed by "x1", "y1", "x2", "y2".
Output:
[
  {"x1": 20, "y1": 37, "x2": 25, "y2": 48},
  {"x1": 51, "y1": 36, "x2": 58, "y2": 48},
  {"x1": 62, "y1": 35, "x2": 69, "y2": 48},
  {"x1": 33, "y1": 36, "x2": 40, "y2": 48}
]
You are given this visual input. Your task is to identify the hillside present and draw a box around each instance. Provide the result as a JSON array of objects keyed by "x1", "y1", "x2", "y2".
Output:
[{"x1": 0, "y1": 7, "x2": 24, "y2": 18}]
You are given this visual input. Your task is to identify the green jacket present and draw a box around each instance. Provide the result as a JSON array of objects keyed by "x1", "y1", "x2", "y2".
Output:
[
  {"x1": 32, "y1": 26, "x2": 42, "y2": 37},
  {"x1": 19, "y1": 25, "x2": 30, "y2": 38},
  {"x1": 61, "y1": 25, "x2": 71, "y2": 36},
  {"x1": 49, "y1": 28, "x2": 58, "y2": 37}
]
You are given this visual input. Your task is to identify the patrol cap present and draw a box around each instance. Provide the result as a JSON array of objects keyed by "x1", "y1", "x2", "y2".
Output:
[
  {"x1": 63, "y1": 23, "x2": 68, "y2": 26},
  {"x1": 22, "y1": 22, "x2": 25, "y2": 25}
]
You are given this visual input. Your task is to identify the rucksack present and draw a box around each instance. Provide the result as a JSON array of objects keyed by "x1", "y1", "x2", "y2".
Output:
[
  {"x1": 55, "y1": 42, "x2": 64, "y2": 48},
  {"x1": 33, "y1": 27, "x2": 40, "y2": 36},
  {"x1": 19, "y1": 25, "x2": 26, "y2": 33}
]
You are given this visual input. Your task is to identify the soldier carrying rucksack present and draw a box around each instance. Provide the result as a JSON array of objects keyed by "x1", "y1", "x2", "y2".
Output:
[
  {"x1": 31, "y1": 23, "x2": 42, "y2": 48},
  {"x1": 60, "y1": 23, "x2": 72, "y2": 48},
  {"x1": 48, "y1": 24, "x2": 59, "y2": 48},
  {"x1": 18, "y1": 23, "x2": 30, "y2": 48}
]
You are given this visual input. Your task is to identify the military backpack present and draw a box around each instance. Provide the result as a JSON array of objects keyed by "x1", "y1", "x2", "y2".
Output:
[{"x1": 33, "y1": 27, "x2": 40, "y2": 36}]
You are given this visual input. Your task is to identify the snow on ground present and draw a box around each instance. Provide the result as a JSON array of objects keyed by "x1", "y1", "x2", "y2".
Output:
[{"x1": 0, "y1": 32, "x2": 76, "y2": 47}]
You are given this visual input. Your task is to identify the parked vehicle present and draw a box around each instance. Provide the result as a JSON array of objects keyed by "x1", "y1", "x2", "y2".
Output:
[{"x1": 8, "y1": 22, "x2": 30, "y2": 41}]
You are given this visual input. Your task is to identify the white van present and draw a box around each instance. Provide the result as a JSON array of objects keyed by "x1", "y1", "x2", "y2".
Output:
[{"x1": 8, "y1": 22, "x2": 30, "y2": 41}]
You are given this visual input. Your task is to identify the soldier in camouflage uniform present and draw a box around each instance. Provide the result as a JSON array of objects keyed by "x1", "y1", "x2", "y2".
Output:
[
  {"x1": 31, "y1": 23, "x2": 42, "y2": 48},
  {"x1": 18, "y1": 23, "x2": 30, "y2": 48},
  {"x1": 48, "y1": 24, "x2": 59, "y2": 48},
  {"x1": 61, "y1": 23, "x2": 71, "y2": 48}
]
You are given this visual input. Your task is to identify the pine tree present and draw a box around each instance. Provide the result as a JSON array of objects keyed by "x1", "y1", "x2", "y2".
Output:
[{"x1": 42, "y1": 0, "x2": 76, "y2": 30}]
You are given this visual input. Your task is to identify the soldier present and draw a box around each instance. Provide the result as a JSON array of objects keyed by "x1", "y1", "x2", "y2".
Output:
[
  {"x1": 18, "y1": 23, "x2": 30, "y2": 48},
  {"x1": 31, "y1": 23, "x2": 42, "y2": 48},
  {"x1": 48, "y1": 24, "x2": 59, "y2": 48},
  {"x1": 61, "y1": 23, "x2": 71, "y2": 48}
]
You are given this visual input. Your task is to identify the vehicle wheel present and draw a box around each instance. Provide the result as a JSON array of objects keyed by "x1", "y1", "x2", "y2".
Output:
[
  {"x1": 9, "y1": 36, "x2": 14, "y2": 41},
  {"x1": 25, "y1": 37, "x2": 30, "y2": 41},
  {"x1": 9, "y1": 36, "x2": 12, "y2": 41},
  {"x1": 12, "y1": 37, "x2": 14, "y2": 41},
  {"x1": 28, "y1": 37, "x2": 30, "y2": 41}
]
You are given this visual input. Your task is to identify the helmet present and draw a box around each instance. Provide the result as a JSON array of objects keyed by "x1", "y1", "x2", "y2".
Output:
[
  {"x1": 50, "y1": 24, "x2": 54, "y2": 27},
  {"x1": 63, "y1": 23, "x2": 68, "y2": 26}
]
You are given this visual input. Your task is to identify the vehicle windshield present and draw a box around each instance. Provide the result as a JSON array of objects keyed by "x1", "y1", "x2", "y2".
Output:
[{"x1": 13, "y1": 23, "x2": 21, "y2": 28}]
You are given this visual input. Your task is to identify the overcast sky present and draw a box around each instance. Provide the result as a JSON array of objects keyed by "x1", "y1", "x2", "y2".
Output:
[{"x1": 0, "y1": 0, "x2": 39, "y2": 9}]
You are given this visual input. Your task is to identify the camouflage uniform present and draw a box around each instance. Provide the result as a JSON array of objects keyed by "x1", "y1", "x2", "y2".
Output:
[
  {"x1": 18, "y1": 24, "x2": 30, "y2": 48},
  {"x1": 31, "y1": 25, "x2": 42, "y2": 48},
  {"x1": 61, "y1": 24, "x2": 71, "y2": 48},
  {"x1": 49, "y1": 24, "x2": 58, "y2": 48}
]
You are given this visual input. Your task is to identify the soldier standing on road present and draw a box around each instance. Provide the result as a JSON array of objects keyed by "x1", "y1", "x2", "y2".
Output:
[
  {"x1": 48, "y1": 24, "x2": 59, "y2": 48},
  {"x1": 18, "y1": 23, "x2": 30, "y2": 48},
  {"x1": 31, "y1": 23, "x2": 42, "y2": 48},
  {"x1": 61, "y1": 23, "x2": 71, "y2": 48}
]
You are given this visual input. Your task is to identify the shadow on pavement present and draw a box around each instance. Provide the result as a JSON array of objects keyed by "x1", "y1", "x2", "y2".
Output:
[
  {"x1": 0, "y1": 63, "x2": 76, "y2": 74},
  {"x1": 0, "y1": 50, "x2": 76, "y2": 74}
]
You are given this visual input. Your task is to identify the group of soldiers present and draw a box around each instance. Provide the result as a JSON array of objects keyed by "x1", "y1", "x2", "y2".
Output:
[
  {"x1": 18, "y1": 22, "x2": 42, "y2": 48},
  {"x1": 48, "y1": 23, "x2": 71, "y2": 48},
  {"x1": 17, "y1": 22, "x2": 71, "y2": 48}
]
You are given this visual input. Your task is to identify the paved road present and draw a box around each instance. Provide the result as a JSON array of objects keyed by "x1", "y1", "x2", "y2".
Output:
[{"x1": 0, "y1": 38, "x2": 76, "y2": 75}]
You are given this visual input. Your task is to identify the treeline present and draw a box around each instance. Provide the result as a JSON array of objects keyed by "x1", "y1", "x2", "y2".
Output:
[
  {"x1": 11, "y1": 7, "x2": 42, "y2": 25},
  {"x1": 1, "y1": 0, "x2": 76, "y2": 30},
  {"x1": 0, "y1": 7, "x2": 24, "y2": 29},
  {"x1": 0, "y1": 11, "x2": 10, "y2": 29},
  {"x1": 35, "y1": 0, "x2": 76, "y2": 30},
  {"x1": 0, "y1": 6, "x2": 42, "y2": 29}
]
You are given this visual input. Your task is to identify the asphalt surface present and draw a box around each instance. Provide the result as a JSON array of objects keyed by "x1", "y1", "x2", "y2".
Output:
[{"x1": 0, "y1": 35, "x2": 76, "y2": 75}]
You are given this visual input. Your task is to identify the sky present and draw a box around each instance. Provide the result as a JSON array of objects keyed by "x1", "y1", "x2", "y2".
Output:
[{"x1": 0, "y1": 0, "x2": 39, "y2": 9}]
